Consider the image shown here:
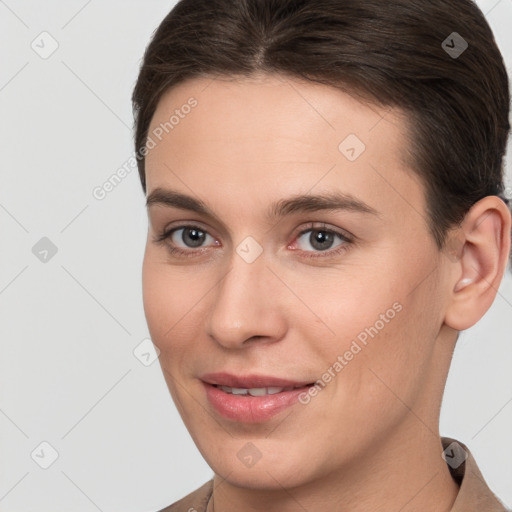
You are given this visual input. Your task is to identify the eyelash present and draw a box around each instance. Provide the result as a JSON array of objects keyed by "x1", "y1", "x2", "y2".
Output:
[{"x1": 152, "y1": 222, "x2": 354, "y2": 260}]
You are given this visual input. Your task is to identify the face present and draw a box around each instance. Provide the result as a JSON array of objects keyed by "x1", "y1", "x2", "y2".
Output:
[{"x1": 142, "y1": 73, "x2": 454, "y2": 489}]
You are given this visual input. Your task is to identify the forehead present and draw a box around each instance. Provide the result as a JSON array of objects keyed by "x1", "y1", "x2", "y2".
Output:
[
  {"x1": 144, "y1": 73, "x2": 425, "y2": 225},
  {"x1": 147, "y1": 72, "x2": 407, "y2": 156}
]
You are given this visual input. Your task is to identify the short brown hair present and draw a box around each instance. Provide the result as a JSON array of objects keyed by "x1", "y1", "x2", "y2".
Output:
[{"x1": 132, "y1": 0, "x2": 511, "y2": 264}]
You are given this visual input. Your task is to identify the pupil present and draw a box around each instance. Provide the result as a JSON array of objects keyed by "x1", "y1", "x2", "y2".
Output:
[
  {"x1": 311, "y1": 230, "x2": 333, "y2": 251},
  {"x1": 184, "y1": 228, "x2": 205, "y2": 248}
]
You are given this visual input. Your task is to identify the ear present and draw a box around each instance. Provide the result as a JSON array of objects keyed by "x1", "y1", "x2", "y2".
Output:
[{"x1": 443, "y1": 196, "x2": 511, "y2": 331}]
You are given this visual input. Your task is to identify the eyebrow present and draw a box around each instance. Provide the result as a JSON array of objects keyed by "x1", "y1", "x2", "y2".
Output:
[{"x1": 146, "y1": 187, "x2": 381, "y2": 221}]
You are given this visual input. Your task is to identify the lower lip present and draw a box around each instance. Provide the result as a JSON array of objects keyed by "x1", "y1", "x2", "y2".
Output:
[{"x1": 203, "y1": 382, "x2": 311, "y2": 423}]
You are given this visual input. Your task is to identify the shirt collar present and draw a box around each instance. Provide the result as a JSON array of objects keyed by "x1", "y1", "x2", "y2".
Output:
[{"x1": 441, "y1": 436, "x2": 508, "y2": 511}]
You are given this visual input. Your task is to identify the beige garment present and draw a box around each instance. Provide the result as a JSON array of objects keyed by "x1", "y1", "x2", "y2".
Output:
[{"x1": 159, "y1": 437, "x2": 509, "y2": 511}]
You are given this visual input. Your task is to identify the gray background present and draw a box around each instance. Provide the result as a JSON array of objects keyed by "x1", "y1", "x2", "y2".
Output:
[{"x1": 0, "y1": 1, "x2": 511, "y2": 510}]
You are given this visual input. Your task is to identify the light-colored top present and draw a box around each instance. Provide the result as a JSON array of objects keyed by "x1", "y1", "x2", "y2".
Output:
[{"x1": 158, "y1": 437, "x2": 510, "y2": 511}]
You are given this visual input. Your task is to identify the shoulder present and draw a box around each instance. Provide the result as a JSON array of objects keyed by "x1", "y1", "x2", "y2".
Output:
[{"x1": 156, "y1": 479, "x2": 213, "y2": 512}]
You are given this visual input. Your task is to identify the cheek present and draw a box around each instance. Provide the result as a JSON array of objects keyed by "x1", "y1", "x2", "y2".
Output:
[
  {"x1": 304, "y1": 269, "x2": 402, "y2": 354},
  {"x1": 342, "y1": 284, "x2": 441, "y2": 421},
  {"x1": 141, "y1": 253, "x2": 194, "y2": 356},
  {"x1": 309, "y1": 262, "x2": 439, "y2": 407}
]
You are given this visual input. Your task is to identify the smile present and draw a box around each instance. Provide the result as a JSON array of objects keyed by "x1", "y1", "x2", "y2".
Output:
[{"x1": 201, "y1": 374, "x2": 316, "y2": 423}]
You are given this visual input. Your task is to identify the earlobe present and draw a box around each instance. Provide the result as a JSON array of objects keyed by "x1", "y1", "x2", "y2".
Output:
[{"x1": 444, "y1": 196, "x2": 511, "y2": 331}]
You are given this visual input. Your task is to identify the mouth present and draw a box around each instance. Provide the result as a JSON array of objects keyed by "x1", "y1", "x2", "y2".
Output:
[
  {"x1": 200, "y1": 372, "x2": 315, "y2": 389},
  {"x1": 211, "y1": 384, "x2": 313, "y2": 396},
  {"x1": 200, "y1": 373, "x2": 316, "y2": 423}
]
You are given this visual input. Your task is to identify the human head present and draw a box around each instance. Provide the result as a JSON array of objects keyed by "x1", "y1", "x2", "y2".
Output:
[{"x1": 131, "y1": 0, "x2": 512, "y2": 499}]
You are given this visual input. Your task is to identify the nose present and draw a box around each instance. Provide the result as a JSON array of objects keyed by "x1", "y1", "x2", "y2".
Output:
[{"x1": 205, "y1": 248, "x2": 287, "y2": 349}]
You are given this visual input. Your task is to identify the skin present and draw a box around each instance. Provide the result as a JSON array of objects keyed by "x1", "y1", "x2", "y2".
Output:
[{"x1": 142, "y1": 72, "x2": 511, "y2": 512}]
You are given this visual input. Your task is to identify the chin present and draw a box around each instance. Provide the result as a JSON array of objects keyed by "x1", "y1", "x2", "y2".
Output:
[
  {"x1": 198, "y1": 439, "x2": 316, "y2": 490},
  {"x1": 216, "y1": 464, "x2": 309, "y2": 491}
]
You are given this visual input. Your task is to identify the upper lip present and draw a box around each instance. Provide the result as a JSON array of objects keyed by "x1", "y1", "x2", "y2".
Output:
[{"x1": 200, "y1": 372, "x2": 314, "y2": 388}]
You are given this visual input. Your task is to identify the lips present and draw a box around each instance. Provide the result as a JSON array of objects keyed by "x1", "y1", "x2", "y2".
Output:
[{"x1": 200, "y1": 372, "x2": 316, "y2": 422}]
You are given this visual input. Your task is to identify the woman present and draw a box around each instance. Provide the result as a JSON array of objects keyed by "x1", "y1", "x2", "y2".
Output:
[{"x1": 131, "y1": 0, "x2": 511, "y2": 510}]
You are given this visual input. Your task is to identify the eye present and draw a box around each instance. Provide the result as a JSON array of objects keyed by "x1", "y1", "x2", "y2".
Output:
[
  {"x1": 153, "y1": 225, "x2": 218, "y2": 257},
  {"x1": 291, "y1": 223, "x2": 352, "y2": 259}
]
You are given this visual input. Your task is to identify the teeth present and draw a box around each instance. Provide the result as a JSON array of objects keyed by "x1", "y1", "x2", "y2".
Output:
[
  {"x1": 217, "y1": 385, "x2": 288, "y2": 395},
  {"x1": 248, "y1": 388, "x2": 266, "y2": 396}
]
